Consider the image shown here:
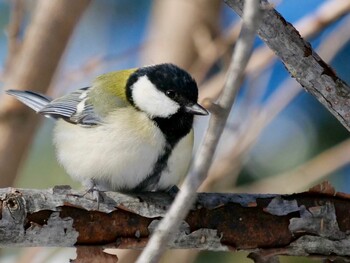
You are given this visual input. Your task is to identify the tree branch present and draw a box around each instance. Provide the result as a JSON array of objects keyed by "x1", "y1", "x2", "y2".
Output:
[
  {"x1": 201, "y1": 14, "x2": 350, "y2": 192},
  {"x1": 200, "y1": 0, "x2": 350, "y2": 102},
  {"x1": 225, "y1": 0, "x2": 350, "y2": 132},
  {"x1": 1, "y1": 183, "x2": 350, "y2": 261}
]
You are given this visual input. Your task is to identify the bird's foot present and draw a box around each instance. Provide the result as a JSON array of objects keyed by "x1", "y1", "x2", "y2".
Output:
[
  {"x1": 69, "y1": 186, "x2": 104, "y2": 209},
  {"x1": 84, "y1": 186, "x2": 104, "y2": 208}
]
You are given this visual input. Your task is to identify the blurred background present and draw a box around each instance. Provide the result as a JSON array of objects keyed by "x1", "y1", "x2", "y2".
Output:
[{"x1": 0, "y1": 0, "x2": 350, "y2": 262}]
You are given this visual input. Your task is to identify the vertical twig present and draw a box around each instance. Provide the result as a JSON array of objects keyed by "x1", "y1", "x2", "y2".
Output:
[{"x1": 136, "y1": 1, "x2": 261, "y2": 262}]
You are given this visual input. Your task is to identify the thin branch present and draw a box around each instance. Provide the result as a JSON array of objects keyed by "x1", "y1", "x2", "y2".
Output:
[
  {"x1": 235, "y1": 138, "x2": 350, "y2": 194},
  {"x1": 136, "y1": 1, "x2": 261, "y2": 262},
  {"x1": 317, "y1": 15, "x2": 350, "y2": 62},
  {"x1": 245, "y1": 0, "x2": 350, "y2": 74},
  {"x1": 226, "y1": 0, "x2": 350, "y2": 131},
  {"x1": 199, "y1": 0, "x2": 350, "y2": 102},
  {"x1": 54, "y1": 43, "x2": 146, "y2": 96},
  {"x1": 201, "y1": 14, "x2": 350, "y2": 191}
]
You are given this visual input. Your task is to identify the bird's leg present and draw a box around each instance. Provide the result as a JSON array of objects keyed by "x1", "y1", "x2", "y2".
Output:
[
  {"x1": 84, "y1": 179, "x2": 105, "y2": 208},
  {"x1": 82, "y1": 186, "x2": 103, "y2": 203},
  {"x1": 69, "y1": 179, "x2": 104, "y2": 208}
]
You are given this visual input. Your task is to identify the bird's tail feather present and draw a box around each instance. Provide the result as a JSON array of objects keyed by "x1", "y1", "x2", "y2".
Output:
[{"x1": 6, "y1": 90, "x2": 52, "y2": 113}]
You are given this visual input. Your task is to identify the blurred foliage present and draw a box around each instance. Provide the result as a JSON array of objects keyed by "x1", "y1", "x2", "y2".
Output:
[
  {"x1": 1, "y1": 0, "x2": 350, "y2": 262},
  {"x1": 15, "y1": 121, "x2": 77, "y2": 189}
]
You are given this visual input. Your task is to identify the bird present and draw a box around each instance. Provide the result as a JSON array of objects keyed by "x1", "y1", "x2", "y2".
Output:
[{"x1": 6, "y1": 63, "x2": 208, "y2": 197}]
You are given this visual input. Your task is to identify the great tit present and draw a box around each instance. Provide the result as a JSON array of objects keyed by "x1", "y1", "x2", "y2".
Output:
[{"x1": 7, "y1": 63, "x2": 208, "y2": 194}]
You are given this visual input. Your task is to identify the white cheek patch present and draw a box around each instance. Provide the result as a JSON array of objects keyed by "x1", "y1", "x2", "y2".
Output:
[{"x1": 132, "y1": 76, "x2": 180, "y2": 118}]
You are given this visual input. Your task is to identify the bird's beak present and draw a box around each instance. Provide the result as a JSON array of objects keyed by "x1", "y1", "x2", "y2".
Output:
[{"x1": 184, "y1": 103, "x2": 209, "y2": 115}]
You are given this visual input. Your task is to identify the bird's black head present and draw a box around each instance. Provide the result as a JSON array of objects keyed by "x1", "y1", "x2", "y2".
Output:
[
  {"x1": 126, "y1": 63, "x2": 208, "y2": 145},
  {"x1": 126, "y1": 63, "x2": 208, "y2": 119}
]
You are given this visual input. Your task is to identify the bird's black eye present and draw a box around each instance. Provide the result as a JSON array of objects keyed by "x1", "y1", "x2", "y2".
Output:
[{"x1": 166, "y1": 90, "x2": 176, "y2": 98}]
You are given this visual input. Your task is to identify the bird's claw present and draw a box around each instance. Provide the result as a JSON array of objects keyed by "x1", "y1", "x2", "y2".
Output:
[
  {"x1": 68, "y1": 186, "x2": 104, "y2": 209},
  {"x1": 85, "y1": 186, "x2": 104, "y2": 208}
]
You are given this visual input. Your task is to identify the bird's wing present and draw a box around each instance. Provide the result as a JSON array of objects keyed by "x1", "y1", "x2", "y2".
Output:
[
  {"x1": 39, "y1": 87, "x2": 122, "y2": 126},
  {"x1": 38, "y1": 87, "x2": 87, "y2": 117},
  {"x1": 6, "y1": 88, "x2": 102, "y2": 126},
  {"x1": 7, "y1": 68, "x2": 136, "y2": 127},
  {"x1": 6, "y1": 90, "x2": 52, "y2": 112}
]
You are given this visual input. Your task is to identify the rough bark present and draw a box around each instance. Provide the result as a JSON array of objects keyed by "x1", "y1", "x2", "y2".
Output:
[
  {"x1": 0, "y1": 183, "x2": 350, "y2": 261},
  {"x1": 225, "y1": 0, "x2": 350, "y2": 132}
]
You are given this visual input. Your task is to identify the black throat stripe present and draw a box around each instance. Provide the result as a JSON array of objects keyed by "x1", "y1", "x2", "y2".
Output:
[
  {"x1": 132, "y1": 142, "x2": 173, "y2": 192},
  {"x1": 132, "y1": 112, "x2": 193, "y2": 192}
]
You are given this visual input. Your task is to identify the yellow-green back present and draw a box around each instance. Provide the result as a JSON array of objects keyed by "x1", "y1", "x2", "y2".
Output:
[
  {"x1": 89, "y1": 68, "x2": 137, "y2": 116},
  {"x1": 94, "y1": 68, "x2": 136, "y2": 100}
]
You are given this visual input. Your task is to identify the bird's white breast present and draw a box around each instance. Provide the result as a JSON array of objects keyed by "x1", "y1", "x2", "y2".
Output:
[
  {"x1": 54, "y1": 108, "x2": 166, "y2": 190},
  {"x1": 158, "y1": 130, "x2": 193, "y2": 189},
  {"x1": 53, "y1": 107, "x2": 193, "y2": 191}
]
